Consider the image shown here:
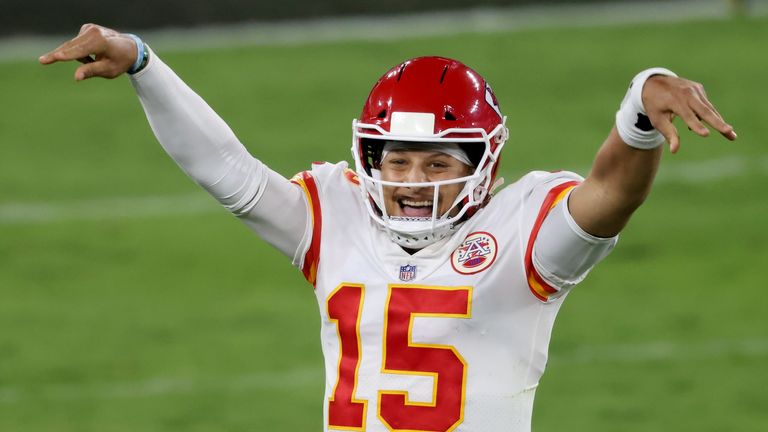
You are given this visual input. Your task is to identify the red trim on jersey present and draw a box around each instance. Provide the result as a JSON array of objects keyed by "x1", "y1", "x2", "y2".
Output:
[
  {"x1": 290, "y1": 171, "x2": 322, "y2": 288},
  {"x1": 343, "y1": 169, "x2": 360, "y2": 186},
  {"x1": 524, "y1": 180, "x2": 580, "y2": 302}
]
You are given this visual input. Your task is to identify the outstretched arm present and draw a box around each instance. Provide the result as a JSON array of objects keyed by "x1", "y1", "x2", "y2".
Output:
[
  {"x1": 40, "y1": 25, "x2": 310, "y2": 263},
  {"x1": 569, "y1": 71, "x2": 738, "y2": 238}
]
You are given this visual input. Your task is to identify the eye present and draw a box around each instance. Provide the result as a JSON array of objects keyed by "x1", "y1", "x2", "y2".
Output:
[
  {"x1": 385, "y1": 158, "x2": 408, "y2": 167},
  {"x1": 427, "y1": 156, "x2": 454, "y2": 169},
  {"x1": 429, "y1": 161, "x2": 449, "y2": 168}
]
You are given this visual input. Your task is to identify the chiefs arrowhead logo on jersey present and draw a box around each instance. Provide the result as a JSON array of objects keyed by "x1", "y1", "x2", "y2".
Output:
[{"x1": 451, "y1": 231, "x2": 498, "y2": 275}]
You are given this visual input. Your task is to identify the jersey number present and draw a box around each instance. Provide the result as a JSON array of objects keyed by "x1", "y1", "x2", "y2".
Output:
[{"x1": 327, "y1": 284, "x2": 472, "y2": 432}]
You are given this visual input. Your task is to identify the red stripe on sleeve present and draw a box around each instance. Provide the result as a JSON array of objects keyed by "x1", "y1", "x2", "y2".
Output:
[
  {"x1": 524, "y1": 180, "x2": 580, "y2": 302},
  {"x1": 290, "y1": 171, "x2": 322, "y2": 288},
  {"x1": 343, "y1": 169, "x2": 360, "y2": 185}
]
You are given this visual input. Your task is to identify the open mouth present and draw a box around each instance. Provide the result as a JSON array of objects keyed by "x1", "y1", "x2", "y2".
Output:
[{"x1": 398, "y1": 199, "x2": 434, "y2": 218}]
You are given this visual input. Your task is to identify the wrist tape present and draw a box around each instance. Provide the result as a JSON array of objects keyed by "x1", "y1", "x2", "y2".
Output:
[
  {"x1": 615, "y1": 67, "x2": 678, "y2": 149},
  {"x1": 126, "y1": 34, "x2": 149, "y2": 75}
]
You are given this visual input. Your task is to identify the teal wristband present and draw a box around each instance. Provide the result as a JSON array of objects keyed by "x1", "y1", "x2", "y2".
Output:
[{"x1": 126, "y1": 34, "x2": 149, "y2": 75}]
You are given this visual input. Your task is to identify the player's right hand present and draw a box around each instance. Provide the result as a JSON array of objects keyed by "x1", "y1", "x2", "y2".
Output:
[{"x1": 39, "y1": 24, "x2": 138, "y2": 81}]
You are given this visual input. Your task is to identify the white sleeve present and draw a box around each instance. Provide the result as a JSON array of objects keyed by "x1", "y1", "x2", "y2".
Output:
[
  {"x1": 532, "y1": 189, "x2": 617, "y2": 292},
  {"x1": 128, "y1": 48, "x2": 309, "y2": 261}
]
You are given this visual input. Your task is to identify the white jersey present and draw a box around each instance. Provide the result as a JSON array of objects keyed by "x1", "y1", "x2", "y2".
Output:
[
  {"x1": 130, "y1": 53, "x2": 616, "y2": 431},
  {"x1": 292, "y1": 161, "x2": 592, "y2": 432}
]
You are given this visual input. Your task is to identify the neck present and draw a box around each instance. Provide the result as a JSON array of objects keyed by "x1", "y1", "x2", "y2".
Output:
[{"x1": 401, "y1": 246, "x2": 421, "y2": 255}]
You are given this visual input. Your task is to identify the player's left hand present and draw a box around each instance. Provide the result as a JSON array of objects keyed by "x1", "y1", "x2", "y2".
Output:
[{"x1": 642, "y1": 75, "x2": 738, "y2": 153}]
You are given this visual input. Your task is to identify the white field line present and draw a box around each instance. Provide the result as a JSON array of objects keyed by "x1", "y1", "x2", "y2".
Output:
[
  {"x1": 1, "y1": 154, "x2": 766, "y2": 226},
  {"x1": 0, "y1": 367, "x2": 321, "y2": 405},
  {"x1": 654, "y1": 154, "x2": 751, "y2": 183},
  {"x1": 548, "y1": 337, "x2": 768, "y2": 365},
  {"x1": 0, "y1": 193, "x2": 220, "y2": 225},
  {"x1": 0, "y1": 337, "x2": 765, "y2": 404},
  {"x1": 2, "y1": 0, "x2": 767, "y2": 63}
]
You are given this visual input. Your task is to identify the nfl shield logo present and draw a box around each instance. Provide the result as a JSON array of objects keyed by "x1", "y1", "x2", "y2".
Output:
[{"x1": 399, "y1": 264, "x2": 417, "y2": 282}]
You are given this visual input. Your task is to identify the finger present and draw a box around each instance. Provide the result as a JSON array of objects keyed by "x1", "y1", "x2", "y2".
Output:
[
  {"x1": 689, "y1": 98, "x2": 736, "y2": 138},
  {"x1": 39, "y1": 39, "x2": 73, "y2": 64},
  {"x1": 39, "y1": 39, "x2": 92, "y2": 64},
  {"x1": 692, "y1": 83, "x2": 725, "y2": 125},
  {"x1": 78, "y1": 23, "x2": 97, "y2": 36},
  {"x1": 718, "y1": 128, "x2": 738, "y2": 141},
  {"x1": 676, "y1": 104, "x2": 710, "y2": 137},
  {"x1": 39, "y1": 27, "x2": 101, "y2": 65},
  {"x1": 691, "y1": 88, "x2": 737, "y2": 141},
  {"x1": 57, "y1": 38, "x2": 102, "y2": 63},
  {"x1": 649, "y1": 111, "x2": 680, "y2": 153},
  {"x1": 74, "y1": 60, "x2": 117, "y2": 81},
  {"x1": 694, "y1": 85, "x2": 723, "y2": 121}
]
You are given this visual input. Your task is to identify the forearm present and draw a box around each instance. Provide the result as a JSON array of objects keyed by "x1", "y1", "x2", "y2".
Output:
[
  {"x1": 570, "y1": 127, "x2": 661, "y2": 237},
  {"x1": 129, "y1": 49, "x2": 308, "y2": 258},
  {"x1": 129, "y1": 49, "x2": 251, "y2": 198},
  {"x1": 568, "y1": 69, "x2": 678, "y2": 238}
]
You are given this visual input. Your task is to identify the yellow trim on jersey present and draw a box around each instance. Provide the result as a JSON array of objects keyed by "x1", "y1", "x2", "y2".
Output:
[
  {"x1": 291, "y1": 175, "x2": 315, "y2": 226},
  {"x1": 550, "y1": 185, "x2": 574, "y2": 211},
  {"x1": 528, "y1": 272, "x2": 552, "y2": 300},
  {"x1": 327, "y1": 283, "x2": 368, "y2": 431},
  {"x1": 529, "y1": 184, "x2": 576, "y2": 301},
  {"x1": 290, "y1": 172, "x2": 322, "y2": 286}
]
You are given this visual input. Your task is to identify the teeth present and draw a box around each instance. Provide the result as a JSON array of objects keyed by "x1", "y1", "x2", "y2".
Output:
[{"x1": 401, "y1": 200, "x2": 433, "y2": 207}]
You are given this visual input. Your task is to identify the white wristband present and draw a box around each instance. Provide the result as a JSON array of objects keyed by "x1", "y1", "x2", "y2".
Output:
[{"x1": 615, "y1": 67, "x2": 678, "y2": 149}]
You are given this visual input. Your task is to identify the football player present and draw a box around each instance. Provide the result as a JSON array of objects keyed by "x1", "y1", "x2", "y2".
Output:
[{"x1": 41, "y1": 24, "x2": 736, "y2": 431}]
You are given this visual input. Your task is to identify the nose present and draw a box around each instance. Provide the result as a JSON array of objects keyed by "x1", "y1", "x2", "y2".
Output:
[{"x1": 403, "y1": 165, "x2": 429, "y2": 186}]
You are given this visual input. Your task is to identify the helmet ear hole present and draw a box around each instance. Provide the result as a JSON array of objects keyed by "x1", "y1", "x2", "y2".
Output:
[
  {"x1": 459, "y1": 143, "x2": 485, "y2": 168},
  {"x1": 361, "y1": 138, "x2": 384, "y2": 171},
  {"x1": 377, "y1": 109, "x2": 387, "y2": 119},
  {"x1": 444, "y1": 111, "x2": 456, "y2": 121}
]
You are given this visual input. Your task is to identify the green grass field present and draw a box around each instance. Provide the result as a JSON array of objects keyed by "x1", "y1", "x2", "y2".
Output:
[{"x1": 1, "y1": 14, "x2": 767, "y2": 431}]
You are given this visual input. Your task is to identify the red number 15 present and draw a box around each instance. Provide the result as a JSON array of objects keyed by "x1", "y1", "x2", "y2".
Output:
[{"x1": 327, "y1": 284, "x2": 472, "y2": 432}]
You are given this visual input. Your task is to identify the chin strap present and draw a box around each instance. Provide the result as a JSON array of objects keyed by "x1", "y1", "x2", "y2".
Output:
[{"x1": 385, "y1": 219, "x2": 460, "y2": 249}]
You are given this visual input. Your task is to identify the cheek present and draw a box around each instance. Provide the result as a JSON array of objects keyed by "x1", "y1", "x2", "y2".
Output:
[
  {"x1": 379, "y1": 166, "x2": 402, "y2": 182},
  {"x1": 382, "y1": 186, "x2": 398, "y2": 209},
  {"x1": 439, "y1": 183, "x2": 465, "y2": 205},
  {"x1": 382, "y1": 185, "x2": 396, "y2": 197}
]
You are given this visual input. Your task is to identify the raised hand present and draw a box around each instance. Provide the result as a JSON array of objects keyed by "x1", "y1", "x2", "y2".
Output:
[
  {"x1": 642, "y1": 75, "x2": 738, "y2": 153},
  {"x1": 39, "y1": 24, "x2": 138, "y2": 81}
]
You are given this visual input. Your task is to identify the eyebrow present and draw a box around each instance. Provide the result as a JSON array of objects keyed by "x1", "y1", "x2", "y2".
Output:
[{"x1": 386, "y1": 150, "x2": 451, "y2": 157}]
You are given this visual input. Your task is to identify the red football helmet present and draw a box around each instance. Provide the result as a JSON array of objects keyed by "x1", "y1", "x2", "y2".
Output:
[{"x1": 351, "y1": 56, "x2": 508, "y2": 248}]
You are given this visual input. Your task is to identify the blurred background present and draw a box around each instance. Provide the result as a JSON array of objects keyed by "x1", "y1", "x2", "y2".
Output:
[
  {"x1": 0, "y1": 0, "x2": 744, "y2": 36},
  {"x1": 1, "y1": 0, "x2": 766, "y2": 431}
]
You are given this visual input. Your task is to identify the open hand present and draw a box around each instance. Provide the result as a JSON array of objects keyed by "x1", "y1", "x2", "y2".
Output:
[
  {"x1": 39, "y1": 24, "x2": 138, "y2": 81},
  {"x1": 642, "y1": 75, "x2": 737, "y2": 153}
]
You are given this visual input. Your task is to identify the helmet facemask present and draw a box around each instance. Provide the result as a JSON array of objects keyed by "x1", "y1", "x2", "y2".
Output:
[{"x1": 352, "y1": 118, "x2": 508, "y2": 249}]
